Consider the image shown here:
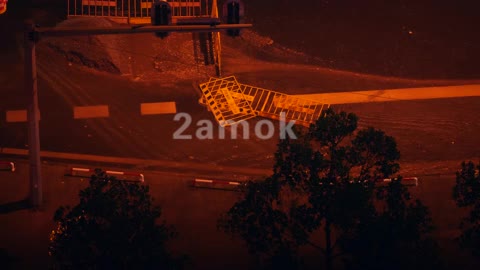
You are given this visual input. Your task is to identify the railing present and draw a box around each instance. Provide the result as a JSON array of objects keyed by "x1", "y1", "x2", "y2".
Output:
[{"x1": 67, "y1": 0, "x2": 210, "y2": 23}]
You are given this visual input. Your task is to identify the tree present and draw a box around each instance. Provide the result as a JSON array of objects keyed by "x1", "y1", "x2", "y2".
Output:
[
  {"x1": 453, "y1": 161, "x2": 480, "y2": 256},
  {"x1": 341, "y1": 178, "x2": 440, "y2": 270},
  {"x1": 49, "y1": 170, "x2": 185, "y2": 269},
  {"x1": 219, "y1": 108, "x2": 437, "y2": 269}
]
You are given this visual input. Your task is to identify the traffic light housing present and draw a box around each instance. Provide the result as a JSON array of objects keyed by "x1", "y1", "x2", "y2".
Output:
[
  {"x1": 223, "y1": 0, "x2": 243, "y2": 37},
  {"x1": 151, "y1": 0, "x2": 172, "y2": 38}
]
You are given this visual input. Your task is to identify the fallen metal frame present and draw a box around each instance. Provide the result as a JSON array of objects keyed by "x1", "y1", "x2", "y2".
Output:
[{"x1": 199, "y1": 76, "x2": 331, "y2": 127}]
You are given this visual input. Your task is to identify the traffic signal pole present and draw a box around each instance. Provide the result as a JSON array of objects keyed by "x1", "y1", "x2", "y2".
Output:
[
  {"x1": 24, "y1": 21, "x2": 42, "y2": 209},
  {"x1": 23, "y1": 18, "x2": 252, "y2": 210}
]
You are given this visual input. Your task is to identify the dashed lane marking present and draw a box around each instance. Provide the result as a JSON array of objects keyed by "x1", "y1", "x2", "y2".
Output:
[
  {"x1": 140, "y1": 102, "x2": 177, "y2": 115},
  {"x1": 6, "y1": 109, "x2": 40, "y2": 123}
]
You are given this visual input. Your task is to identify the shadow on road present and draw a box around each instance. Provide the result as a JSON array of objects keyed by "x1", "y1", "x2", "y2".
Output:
[{"x1": 0, "y1": 199, "x2": 30, "y2": 214}]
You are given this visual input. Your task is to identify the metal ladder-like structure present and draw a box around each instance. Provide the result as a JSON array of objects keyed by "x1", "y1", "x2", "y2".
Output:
[
  {"x1": 199, "y1": 76, "x2": 330, "y2": 127},
  {"x1": 199, "y1": 76, "x2": 257, "y2": 126}
]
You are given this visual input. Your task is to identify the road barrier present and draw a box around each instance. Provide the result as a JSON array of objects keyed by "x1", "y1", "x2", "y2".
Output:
[
  {"x1": 379, "y1": 177, "x2": 418, "y2": 186},
  {"x1": 67, "y1": 167, "x2": 145, "y2": 182},
  {"x1": 0, "y1": 161, "x2": 15, "y2": 172},
  {"x1": 192, "y1": 178, "x2": 242, "y2": 191}
]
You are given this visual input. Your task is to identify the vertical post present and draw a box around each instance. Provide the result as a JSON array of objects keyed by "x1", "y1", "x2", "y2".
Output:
[
  {"x1": 134, "y1": 0, "x2": 136, "y2": 20},
  {"x1": 24, "y1": 21, "x2": 43, "y2": 209},
  {"x1": 211, "y1": 0, "x2": 221, "y2": 77},
  {"x1": 128, "y1": 0, "x2": 131, "y2": 24}
]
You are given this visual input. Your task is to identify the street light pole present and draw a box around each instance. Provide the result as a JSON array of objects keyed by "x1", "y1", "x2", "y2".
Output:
[{"x1": 24, "y1": 21, "x2": 42, "y2": 209}]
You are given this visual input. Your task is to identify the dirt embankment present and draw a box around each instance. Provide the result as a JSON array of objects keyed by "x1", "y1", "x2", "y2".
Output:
[{"x1": 41, "y1": 17, "x2": 321, "y2": 83}]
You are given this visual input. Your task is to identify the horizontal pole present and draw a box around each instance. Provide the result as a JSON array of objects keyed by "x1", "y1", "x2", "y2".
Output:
[{"x1": 36, "y1": 24, "x2": 253, "y2": 37}]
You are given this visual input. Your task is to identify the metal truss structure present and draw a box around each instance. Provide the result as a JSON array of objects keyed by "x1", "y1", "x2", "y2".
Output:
[{"x1": 199, "y1": 76, "x2": 330, "y2": 127}]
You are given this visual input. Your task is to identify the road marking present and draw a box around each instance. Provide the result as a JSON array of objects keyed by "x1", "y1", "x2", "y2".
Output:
[
  {"x1": 6, "y1": 109, "x2": 40, "y2": 122},
  {"x1": 74, "y1": 105, "x2": 109, "y2": 119},
  {"x1": 294, "y1": 84, "x2": 480, "y2": 104},
  {"x1": 140, "y1": 102, "x2": 177, "y2": 115}
]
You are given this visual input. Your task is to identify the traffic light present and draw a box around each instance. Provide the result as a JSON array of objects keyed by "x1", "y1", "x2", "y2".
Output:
[
  {"x1": 151, "y1": 0, "x2": 172, "y2": 38},
  {"x1": 0, "y1": 0, "x2": 8, "y2": 15},
  {"x1": 224, "y1": 0, "x2": 242, "y2": 37}
]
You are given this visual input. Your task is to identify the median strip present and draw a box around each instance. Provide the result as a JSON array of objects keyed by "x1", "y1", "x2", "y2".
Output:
[
  {"x1": 0, "y1": 148, "x2": 271, "y2": 177},
  {"x1": 67, "y1": 167, "x2": 145, "y2": 182},
  {"x1": 192, "y1": 178, "x2": 243, "y2": 191},
  {"x1": 381, "y1": 177, "x2": 418, "y2": 186}
]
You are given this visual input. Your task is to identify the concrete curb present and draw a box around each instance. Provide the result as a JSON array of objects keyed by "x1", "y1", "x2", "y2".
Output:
[
  {"x1": 381, "y1": 177, "x2": 418, "y2": 186},
  {"x1": 193, "y1": 178, "x2": 241, "y2": 186},
  {"x1": 67, "y1": 167, "x2": 145, "y2": 182},
  {"x1": 192, "y1": 178, "x2": 243, "y2": 191},
  {"x1": 0, "y1": 148, "x2": 270, "y2": 177}
]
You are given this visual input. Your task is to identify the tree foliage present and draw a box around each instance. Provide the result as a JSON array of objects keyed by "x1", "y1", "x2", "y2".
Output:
[
  {"x1": 49, "y1": 170, "x2": 185, "y2": 269},
  {"x1": 219, "y1": 108, "x2": 437, "y2": 269},
  {"x1": 454, "y1": 161, "x2": 480, "y2": 256},
  {"x1": 342, "y1": 179, "x2": 440, "y2": 270}
]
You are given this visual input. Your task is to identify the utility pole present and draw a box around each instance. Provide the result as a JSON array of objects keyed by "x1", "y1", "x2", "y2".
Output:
[{"x1": 24, "y1": 21, "x2": 42, "y2": 209}]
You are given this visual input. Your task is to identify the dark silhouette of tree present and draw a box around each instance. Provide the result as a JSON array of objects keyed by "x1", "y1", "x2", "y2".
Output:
[
  {"x1": 341, "y1": 179, "x2": 441, "y2": 270},
  {"x1": 454, "y1": 161, "x2": 480, "y2": 256},
  {"x1": 219, "y1": 108, "x2": 437, "y2": 269},
  {"x1": 0, "y1": 248, "x2": 15, "y2": 270},
  {"x1": 49, "y1": 170, "x2": 185, "y2": 270}
]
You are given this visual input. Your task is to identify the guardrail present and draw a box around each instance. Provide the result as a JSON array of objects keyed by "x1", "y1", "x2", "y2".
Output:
[
  {"x1": 192, "y1": 178, "x2": 242, "y2": 191},
  {"x1": 66, "y1": 167, "x2": 145, "y2": 182},
  {"x1": 192, "y1": 176, "x2": 419, "y2": 191},
  {"x1": 379, "y1": 177, "x2": 418, "y2": 186},
  {"x1": 0, "y1": 161, "x2": 15, "y2": 172}
]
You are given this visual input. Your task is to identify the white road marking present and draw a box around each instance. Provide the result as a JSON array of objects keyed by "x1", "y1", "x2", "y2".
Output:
[
  {"x1": 6, "y1": 109, "x2": 40, "y2": 122},
  {"x1": 294, "y1": 84, "x2": 480, "y2": 104},
  {"x1": 140, "y1": 102, "x2": 177, "y2": 115},
  {"x1": 74, "y1": 105, "x2": 109, "y2": 119}
]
